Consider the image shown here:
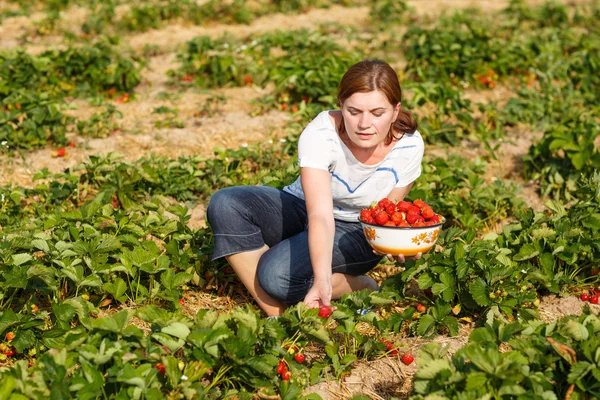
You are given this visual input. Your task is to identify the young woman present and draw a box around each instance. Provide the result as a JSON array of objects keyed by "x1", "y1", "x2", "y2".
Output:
[{"x1": 207, "y1": 59, "x2": 424, "y2": 316}]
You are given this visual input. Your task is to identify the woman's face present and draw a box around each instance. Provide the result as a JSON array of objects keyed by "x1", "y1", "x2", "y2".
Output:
[{"x1": 341, "y1": 90, "x2": 400, "y2": 150}]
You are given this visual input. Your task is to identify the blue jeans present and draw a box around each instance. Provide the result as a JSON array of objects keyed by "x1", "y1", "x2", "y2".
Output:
[{"x1": 206, "y1": 186, "x2": 382, "y2": 304}]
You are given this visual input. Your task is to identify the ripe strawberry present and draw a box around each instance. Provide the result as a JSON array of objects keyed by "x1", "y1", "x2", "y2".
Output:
[
  {"x1": 397, "y1": 201, "x2": 412, "y2": 212},
  {"x1": 591, "y1": 296, "x2": 599, "y2": 305},
  {"x1": 416, "y1": 303, "x2": 427, "y2": 313},
  {"x1": 406, "y1": 212, "x2": 419, "y2": 225},
  {"x1": 413, "y1": 199, "x2": 426, "y2": 209},
  {"x1": 294, "y1": 353, "x2": 305, "y2": 363},
  {"x1": 421, "y1": 207, "x2": 434, "y2": 220},
  {"x1": 580, "y1": 293, "x2": 590, "y2": 302},
  {"x1": 179, "y1": 298, "x2": 185, "y2": 305},
  {"x1": 154, "y1": 363, "x2": 166, "y2": 375},
  {"x1": 397, "y1": 220, "x2": 410, "y2": 227},
  {"x1": 385, "y1": 203, "x2": 396, "y2": 215},
  {"x1": 384, "y1": 221, "x2": 396, "y2": 227},
  {"x1": 291, "y1": 105, "x2": 299, "y2": 113},
  {"x1": 360, "y1": 209, "x2": 372, "y2": 222},
  {"x1": 380, "y1": 340, "x2": 398, "y2": 356},
  {"x1": 5, "y1": 332, "x2": 15, "y2": 341},
  {"x1": 401, "y1": 353, "x2": 415, "y2": 365},
  {"x1": 68, "y1": 141, "x2": 76, "y2": 147},
  {"x1": 277, "y1": 360, "x2": 287, "y2": 375},
  {"x1": 378, "y1": 198, "x2": 391, "y2": 208},
  {"x1": 391, "y1": 212, "x2": 404, "y2": 225},
  {"x1": 281, "y1": 103, "x2": 288, "y2": 111},
  {"x1": 243, "y1": 75, "x2": 253, "y2": 85},
  {"x1": 429, "y1": 214, "x2": 441, "y2": 223},
  {"x1": 57, "y1": 148, "x2": 66, "y2": 157},
  {"x1": 281, "y1": 370, "x2": 291, "y2": 381},
  {"x1": 374, "y1": 212, "x2": 389, "y2": 226},
  {"x1": 408, "y1": 205, "x2": 420, "y2": 214},
  {"x1": 365, "y1": 216, "x2": 376, "y2": 225},
  {"x1": 4, "y1": 348, "x2": 15, "y2": 357},
  {"x1": 318, "y1": 305, "x2": 332, "y2": 318}
]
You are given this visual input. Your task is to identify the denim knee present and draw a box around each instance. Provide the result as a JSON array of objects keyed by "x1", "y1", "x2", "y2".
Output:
[
  {"x1": 207, "y1": 187, "x2": 265, "y2": 260},
  {"x1": 257, "y1": 249, "x2": 311, "y2": 304},
  {"x1": 257, "y1": 258, "x2": 289, "y2": 302}
]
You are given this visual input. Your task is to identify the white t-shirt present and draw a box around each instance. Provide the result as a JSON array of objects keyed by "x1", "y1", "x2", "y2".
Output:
[{"x1": 283, "y1": 110, "x2": 425, "y2": 222}]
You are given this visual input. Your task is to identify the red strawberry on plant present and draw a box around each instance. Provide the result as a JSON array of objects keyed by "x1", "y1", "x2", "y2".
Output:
[
  {"x1": 4, "y1": 348, "x2": 15, "y2": 357},
  {"x1": 277, "y1": 360, "x2": 287, "y2": 375},
  {"x1": 281, "y1": 371, "x2": 291, "y2": 381},
  {"x1": 56, "y1": 148, "x2": 66, "y2": 157},
  {"x1": 580, "y1": 293, "x2": 590, "y2": 302},
  {"x1": 154, "y1": 363, "x2": 166, "y2": 375},
  {"x1": 401, "y1": 353, "x2": 415, "y2": 365},
  {"x1": 591, "y1": 296, "x2": 599, "y2": 305},
  {"x1": 294, "y1": 353, "x2": 305, "y2": 363},
  {"x1": 318, "y1": 305, "x2": 332, "y2": 318},
  {"x1": 5, "y1": 332, "x2": 15, "y2": 341},
  {"x1": 416, "y1": 303, "x2": 427, "y2": 313}
]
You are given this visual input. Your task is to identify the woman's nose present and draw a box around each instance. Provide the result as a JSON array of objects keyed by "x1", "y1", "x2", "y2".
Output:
[{"x1": 358, "y1": 113, "x2": 371, "y2": 129}]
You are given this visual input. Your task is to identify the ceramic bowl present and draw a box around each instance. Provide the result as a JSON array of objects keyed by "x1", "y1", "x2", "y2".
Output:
[{"x1": 359, "y1": 217, "x2": 445, "y2": 256}]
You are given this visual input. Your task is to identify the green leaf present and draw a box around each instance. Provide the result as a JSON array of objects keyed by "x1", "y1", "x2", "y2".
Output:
[
  {"x1": 567, "y1": 362, "x2": 592, "y2": 384},
  {"x1": 514, "y1": 243, "x2": 539, "y2": 261},
  {"x1": 11, "y1": 329, "x2": 36, "y2": 353},
  {"x1": 12, "y1": 253, "x2": 32, "y2": 266},
  {"x1": 417, "y1": 314, "x2": 437, "y2": 336},
  {"x1": 414, "y1": 358, "x2": 452, "y2": 379},
  {"x1": 465, "y1": 371, "x2": 488, "y2": 391},
  {"x1": 161, "y1": 322, "x2": 190, "y2": 340},
  {"x1": 564, "y1": 320, "x2": 589, "y2": 341},
  {"x1": 0, "y1": 309, "x2": 19, "y2": 334},
  {"x1": 469, "y1": 278, "x2": 491, "y2": 307}
]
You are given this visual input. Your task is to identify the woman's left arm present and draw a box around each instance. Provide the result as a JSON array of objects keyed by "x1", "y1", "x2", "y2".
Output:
[{"x1": 386, "y1": 182, "x2": 414, "y2": 203}]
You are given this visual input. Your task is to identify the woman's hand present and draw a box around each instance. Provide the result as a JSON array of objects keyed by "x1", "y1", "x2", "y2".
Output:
[
  {"x1": 374, "y1": 250, "x2": 422, "y2": 263},
  {"x1": 303, "y1": 278, "x2": 332, "y2": 309}
]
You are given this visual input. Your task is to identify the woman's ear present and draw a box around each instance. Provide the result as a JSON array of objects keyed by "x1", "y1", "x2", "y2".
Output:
[{"x1": 393, "y1": 102, "x2": 401, "y2": 118}]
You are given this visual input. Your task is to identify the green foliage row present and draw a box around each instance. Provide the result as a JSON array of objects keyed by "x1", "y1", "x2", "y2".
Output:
[
  {"x1": 0, "y1": 41, "x2": 143, "y2": 149},
  {"x1": 390, "y1": 172, "x2": 600, "y2": 337},
  {"x1": 169, "y1": 29, "x2": 362, "y2": 108},
  {"x1": 411, "y1": 309, "x2": 600, "y2": 399}
]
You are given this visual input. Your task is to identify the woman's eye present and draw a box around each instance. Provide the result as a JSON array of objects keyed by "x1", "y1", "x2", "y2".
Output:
[{"x1": 373, "y1": 113, "x2": 383, "y2": 117}]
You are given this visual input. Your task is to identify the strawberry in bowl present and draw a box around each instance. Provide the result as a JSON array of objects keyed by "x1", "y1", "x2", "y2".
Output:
[{"x1": 359, "y1": 198, "x2": 445, "y2": 256}]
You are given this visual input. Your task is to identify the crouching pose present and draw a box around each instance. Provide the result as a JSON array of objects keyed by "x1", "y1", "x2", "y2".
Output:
[{"x1": 207, "y1": 59, "x2": 424, "y2": 316}]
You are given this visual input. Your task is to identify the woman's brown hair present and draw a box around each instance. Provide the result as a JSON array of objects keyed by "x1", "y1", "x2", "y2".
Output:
[{"x1": 337, "y1": 59, "x2": 417, "y2": 144}]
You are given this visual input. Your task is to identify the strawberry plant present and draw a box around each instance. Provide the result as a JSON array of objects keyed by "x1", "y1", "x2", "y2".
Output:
[{"x1": 410, "y1": 309, "x2": 600, "y2": 399}]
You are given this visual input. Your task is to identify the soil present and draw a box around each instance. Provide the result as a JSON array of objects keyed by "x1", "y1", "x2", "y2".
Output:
[{"x1": 0, "y1": 0, "x2": 596, "y2": 398}]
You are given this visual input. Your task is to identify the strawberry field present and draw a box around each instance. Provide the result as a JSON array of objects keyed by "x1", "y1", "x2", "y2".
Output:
[{"x1": 1, "y1": 0, "x2": 599, "y2": 398}]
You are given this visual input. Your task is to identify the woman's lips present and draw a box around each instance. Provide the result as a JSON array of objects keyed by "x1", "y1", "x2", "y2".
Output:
[{"x1": 356, "y1": 132, "x2": 373, "y2": 139}]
